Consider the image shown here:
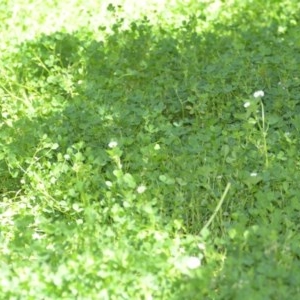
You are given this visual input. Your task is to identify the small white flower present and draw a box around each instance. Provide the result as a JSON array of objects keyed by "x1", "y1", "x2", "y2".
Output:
[
  {"x1": 2, "y1": 112, "x2": 9, "y2": 118},
  {"x1": 76, "y1": 219, "x2": 83, "y2": 225},
  {"x1": 185, "y1": 256, "x2": 201, "y2": 269},
  {"x1": 64, "y1": 154, "x2": 70, "y2": 160},
  {"x1": 46, "y1": 243, "x2": 55, "y2": 251},
  {"x1": 137, "y1": 185, "x2": 146, "y2": 194},
  {"x1": 154, "y1": 144, "x2": 160, "y2": 150},
  {"x1": 250, "y1": 172, "x2": 258, "y2": 177},
  {"x1": 244, "y1": 101, "x2": 251, "y2": 108},
  {"x1": 108, "y1": 141, "x2": 118, "y2": 148},
  {"x1": 37, "y1": 182, "x2": 45, "y2": 190},
  {"x1": 105, "y1": 181, "x2": 113, "y2": 187},
  {"x1": 32, "y1": 232, "x2": 44, "y2": 240},
  {"x1": 198, "y1": 243, "x2": 206, "y2": 251},
  {"x1": 253, "y1": 90, "x2": 264, "y2": 98}
]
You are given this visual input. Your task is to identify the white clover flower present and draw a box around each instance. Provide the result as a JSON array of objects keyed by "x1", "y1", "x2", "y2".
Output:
[
  {"x1": 253, "y1": 90, "x2": 264, "y2": 98},
  {"x1": 105, "y1": 181, "x2": 113, "y2": 187},
  {"x1": 108, "y1": 141, "x2": 118, "y2": 148},
  {"x1": 198, "y1": 243, "x2": 206, "y2": 251},
  {"x1": 32, "y1": 232, "x2": 44, "y2": 240},
  {"x1": 137, "y1": 185, "x2": 146, "y2": 194},
  {"x1": 64, "y1": 154, "x2": 71, "y2": 160},
  {"x1": 2, "y1": 112, "x2": 9, "y2": 118},
  {"x1": 76, "y1": 219, "x2": 83, "y2": 225},
  {"x1": 185, "y1": 256, "x2": 201, "y2": 269},
  {"x1": 244, "y1": 101, "x2": 251, "y2": 108},
  {"x1": 250, "y1": 172, "x2": 258, "y2": 177}
]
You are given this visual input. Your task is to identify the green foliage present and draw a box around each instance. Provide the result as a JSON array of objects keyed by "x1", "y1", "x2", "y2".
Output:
[{"x1": 1, "y1": 0, "x2": 300, "y2": 298}]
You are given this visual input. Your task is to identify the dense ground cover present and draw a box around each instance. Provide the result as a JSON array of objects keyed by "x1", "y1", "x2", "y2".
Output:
[{"x1": 1, "y1": 0, "x2": 300, "y2": 298}]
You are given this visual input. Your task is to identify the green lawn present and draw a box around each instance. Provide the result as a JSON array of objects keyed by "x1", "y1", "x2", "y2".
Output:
[{"x1": 1, "y1": 0, "x2": 300, "y2": 298}]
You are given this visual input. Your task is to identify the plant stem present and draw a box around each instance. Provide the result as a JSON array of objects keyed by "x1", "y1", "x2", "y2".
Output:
[
  {"x1": 201, "y1": 182, "x2": 231, "y2": 233},
  {"x1": 260, "y1": 100, "x2": 269, "y2": 167}
]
